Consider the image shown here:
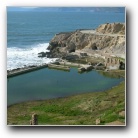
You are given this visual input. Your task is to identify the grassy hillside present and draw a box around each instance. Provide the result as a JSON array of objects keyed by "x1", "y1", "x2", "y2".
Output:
[{"x1": 7, "y1": 80, "x2": 125, "y2": 125}]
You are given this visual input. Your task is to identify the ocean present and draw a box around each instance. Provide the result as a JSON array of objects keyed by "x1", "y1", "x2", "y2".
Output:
[{"x1": 7, "y1": 11, "x2": 125, "y2": 70}]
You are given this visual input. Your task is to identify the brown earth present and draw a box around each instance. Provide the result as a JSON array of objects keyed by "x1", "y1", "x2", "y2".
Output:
[{"x1": 46, "y1": 23, "x2": 125, "y2": 59}]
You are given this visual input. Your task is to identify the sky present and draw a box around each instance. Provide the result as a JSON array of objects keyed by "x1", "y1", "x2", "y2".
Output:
[{"x1": 7, "y1": 7, "x2": 125, "y2": 12}]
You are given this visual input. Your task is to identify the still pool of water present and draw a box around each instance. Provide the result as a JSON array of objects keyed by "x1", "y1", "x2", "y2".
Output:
[{"x1": 7, "y1": 68, "x2": 124, "y2": 106}]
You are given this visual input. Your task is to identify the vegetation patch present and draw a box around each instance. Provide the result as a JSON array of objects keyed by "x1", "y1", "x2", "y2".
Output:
[{"x1": 7, "y1": 77, "x2": 125, "y2": 125}]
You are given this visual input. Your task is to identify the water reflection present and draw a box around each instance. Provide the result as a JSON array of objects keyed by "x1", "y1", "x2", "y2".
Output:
[{"x1": 7, "y1": 68, "x2": 124, "y2": 106}]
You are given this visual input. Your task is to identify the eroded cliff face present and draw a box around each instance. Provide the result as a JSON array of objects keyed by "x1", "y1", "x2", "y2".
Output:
[
  {"x1": 96, "y1": 23, "x2": 125, "y2": 35},
  {"x1": 47, "y1": 23, "x2": 125, "y2": 58}
]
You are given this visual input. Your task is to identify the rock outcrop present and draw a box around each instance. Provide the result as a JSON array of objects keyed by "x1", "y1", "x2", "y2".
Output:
[
  {"x1": 44, "y1": 23, "x2": 125, "y2": 59},
  {"x1": 96, "y1": 23, "x2": 125, "y2": 35}
]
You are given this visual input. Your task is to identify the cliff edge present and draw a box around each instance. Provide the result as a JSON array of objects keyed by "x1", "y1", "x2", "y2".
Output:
[
  {"x1": 96, "y1": 23, "x2": 125, "y2": 35},
  {"x1": 45, "y1": 23, "x2": 125, "y2": 59}
]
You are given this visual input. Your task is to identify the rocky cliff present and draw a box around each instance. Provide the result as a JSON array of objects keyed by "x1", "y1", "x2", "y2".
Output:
[
  {"x1": 46, "y1": 23, "x2": 125, "y2": 59},
  {"x1": 96, "y1": 23, "x2": 125, "y2": 35}
]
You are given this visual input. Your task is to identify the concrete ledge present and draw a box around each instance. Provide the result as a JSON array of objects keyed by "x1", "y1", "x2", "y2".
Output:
[
  {"x1": 59, "y1": 61, "x2": 80, "y2": 67},
  {"x1": 48, "y1": 64, "x2": 70, "y2": 71},
  {"x1": 80, "y1": 65, "x2": 93, "y2": 70},
  {"x1": 78, "y1": 65, "x2": 93, "y2": 73},
  {"x1": 7, "y1": 64, "x2": 48, "y2": 78}
]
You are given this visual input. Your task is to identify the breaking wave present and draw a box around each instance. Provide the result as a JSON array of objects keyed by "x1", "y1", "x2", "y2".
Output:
[{"x1": 7, "y1": 43, "x2": 58, "y2": 70}]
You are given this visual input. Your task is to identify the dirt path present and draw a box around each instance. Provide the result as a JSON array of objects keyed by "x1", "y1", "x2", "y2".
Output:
[
  {"x1": 80, "y1": 30, "x2": 125, "y2": 37},
  {"x1": 105, "y1": 120, "x2": 125, "y2": 125}
]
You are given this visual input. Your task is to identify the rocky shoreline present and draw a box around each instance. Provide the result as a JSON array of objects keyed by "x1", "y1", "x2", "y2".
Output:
[
  {"x1": 39, "y1": 23, "x2": 125, "y2": 60},
  {"x1": 7, "y1": 59, "x2": 105, "y2": 78},
  {"x1": 7, "y1": 23, "x2": 125, "y2": 77},
  {"x1": 37, "y1": 23, "x2": 125, "y2": 71}
]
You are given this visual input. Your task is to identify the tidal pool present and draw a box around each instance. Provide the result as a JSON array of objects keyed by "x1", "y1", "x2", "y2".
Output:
[{"x1": 7, "y1": 68, "x2": 124, "y2": 106}]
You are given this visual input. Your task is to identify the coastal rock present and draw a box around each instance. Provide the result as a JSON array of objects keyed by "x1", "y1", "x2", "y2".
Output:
[
  {"x1": 38, "y1": 52, "x2": 46, "y2": 57},
  {"x1": 45, "y1": 23, "x2": 125, "y2": 59},
  {"x1": 96, "y1": 23, "x2": 125, "y2": 35},
  {"x1": 62, "y1": 54, "x2": 79, "y2": 60}
]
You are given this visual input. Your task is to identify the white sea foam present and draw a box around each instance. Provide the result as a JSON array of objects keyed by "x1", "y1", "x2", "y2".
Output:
[{"x1": 7, "y1": 43, "x2": 58, "y2": 70}]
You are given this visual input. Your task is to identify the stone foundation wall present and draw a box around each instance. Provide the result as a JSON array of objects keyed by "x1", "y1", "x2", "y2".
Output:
[{"x1": 105, "y1": 57, "x2": 120, "y2": 70}]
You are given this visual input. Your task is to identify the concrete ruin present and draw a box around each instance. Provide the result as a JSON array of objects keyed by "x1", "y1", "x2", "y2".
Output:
[
  {"x1": 30, "y1": 113, "x2": 38, "y2": 125},
  {"x1": 105, "y1": 57, "x2": 125, "y2": 70}
]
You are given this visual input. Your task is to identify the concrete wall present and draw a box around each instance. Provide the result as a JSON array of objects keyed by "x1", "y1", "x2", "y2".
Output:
[
  {"x1": 105, "y1": 57, "x2": 120, "y2": 70},
  {"x1": 107, "y1": 65, "x2": 120, "y2": 70}
]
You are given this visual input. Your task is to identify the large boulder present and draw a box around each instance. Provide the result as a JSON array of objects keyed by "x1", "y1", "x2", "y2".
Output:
[{"x1": 38, "y1": 52, "x2": 46, "y2": 57}]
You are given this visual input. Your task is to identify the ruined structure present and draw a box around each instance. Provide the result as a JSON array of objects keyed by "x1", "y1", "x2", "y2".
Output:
[
  {"x1": 30, "y1": 113, "x2": 38, "y2": 125},
  {"x1": 105, "y1": 57, "x2": 125, "y2": 70}
]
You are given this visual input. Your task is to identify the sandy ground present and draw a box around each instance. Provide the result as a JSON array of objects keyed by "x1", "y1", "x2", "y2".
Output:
[
  {"x1": 80, "y1": 29, "x2": 125, "y2": 37},
  {"x1": 74, "y1": 48, "x2": 125, "y2": 59},
  {"x1": 72, "y1": 30, "x2": 126, "y2": 59},
  {"x1": 105, "y1": 120, "x2": 125, "y2": 125}
]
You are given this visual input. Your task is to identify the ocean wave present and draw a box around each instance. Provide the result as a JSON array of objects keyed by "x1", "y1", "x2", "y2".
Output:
[{"x1": 7, "y1": 43, "x2": 58, "y2": 70}]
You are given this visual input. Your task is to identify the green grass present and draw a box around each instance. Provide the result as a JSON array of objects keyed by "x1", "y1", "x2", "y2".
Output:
[
  {"x1": 98, "y1": 70, "x2": 125, "y2": 78},
  {"x1": 117, "y1": 57, "x2": 125, "y2": 62},
  {"x1": 7, "y1": 78, "x2": 125, "y2": 125}
]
